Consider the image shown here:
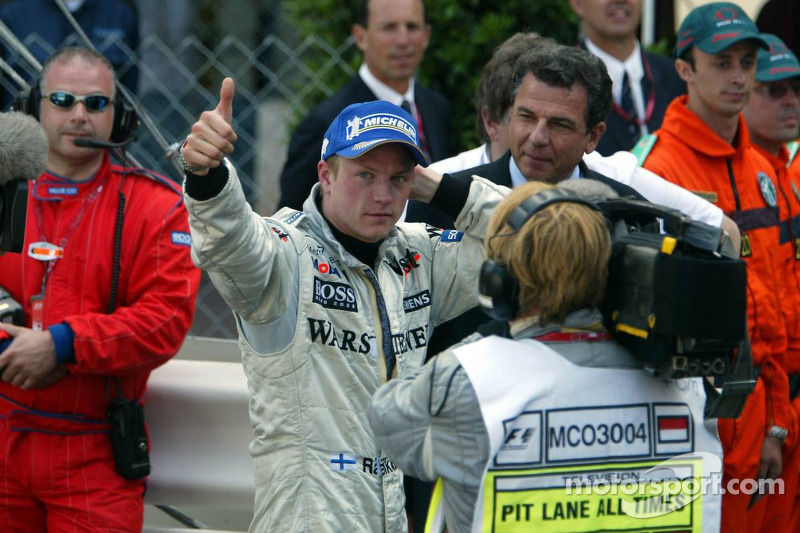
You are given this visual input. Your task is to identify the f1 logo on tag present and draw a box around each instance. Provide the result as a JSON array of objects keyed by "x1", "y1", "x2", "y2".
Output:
[{"x1": 31, "y1": 294, "x2": 45, "y2": 331}]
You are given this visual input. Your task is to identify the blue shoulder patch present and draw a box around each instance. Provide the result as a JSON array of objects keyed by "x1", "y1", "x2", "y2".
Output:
[
  {"x1": 171, "y1": 231, "x2": 192, "y2": 246},
  {"x1": 440, "y1": 229, "x2": 464, "y2": 242},
  {"x1": 284, "y1": 212, "x2": 303, "y2": 225}
]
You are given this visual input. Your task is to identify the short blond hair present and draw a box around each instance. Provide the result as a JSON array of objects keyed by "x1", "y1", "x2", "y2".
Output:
[{"x1": 486, "y1": 181, "x2": 611, "y2": 324}]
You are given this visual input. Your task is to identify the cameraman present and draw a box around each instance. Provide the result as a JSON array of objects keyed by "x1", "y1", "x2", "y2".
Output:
[
  {"x1": 369, "y1": 182, "x2": 724, "y2": 532},
  {"x1": 0, "y1": 47, "x2": 199, "y2": 531}
]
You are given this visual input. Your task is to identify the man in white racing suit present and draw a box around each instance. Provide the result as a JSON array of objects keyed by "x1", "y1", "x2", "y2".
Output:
[
  {"x1": 369, "y1": 181, "x2": 723, "y2": 532},
  {"x1": 179, "y1": 80, "x2": 508, "y2": 532}
]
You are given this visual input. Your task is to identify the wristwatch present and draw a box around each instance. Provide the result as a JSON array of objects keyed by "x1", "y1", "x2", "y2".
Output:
[
  {"x1": 767, "y1": 425, "x2": 789, "y2": 443},
  {"x1": 177, "y1": 138, "x2": 207, "y2": 174}
]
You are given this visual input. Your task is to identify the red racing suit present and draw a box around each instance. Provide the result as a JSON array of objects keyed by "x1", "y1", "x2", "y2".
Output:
[
  {"x1": 640, "y1": 96, "x2": 791, "y2": 533},
  {"x1": 0, "y1": 153, "x2": 200, "y2": 532}
]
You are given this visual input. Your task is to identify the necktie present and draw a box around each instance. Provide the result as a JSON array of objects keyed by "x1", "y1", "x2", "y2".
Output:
[
  {"x1": 620, "y1": 71, "x2": 640, "y2": 147},
  {"x1": 400, "y1": 99, "x2": 431, "y2": 160},
  {"x1": 620, "y1": 71, "x2": 637, "y2": 121}
]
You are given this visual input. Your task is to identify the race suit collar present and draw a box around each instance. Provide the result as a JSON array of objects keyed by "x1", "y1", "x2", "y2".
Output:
[
  {"x1": 659, "y1": 95, "x2": 751, "y2": 158},
  {"x1": 510, "y1": 308, "x2": 640, "y2": 369},
  {"x1": 35, "y1": 152, "x2": 110, "y2": 201},
  {"x1": 307, "y1": 183, "x2": 386, "y2": 268}
]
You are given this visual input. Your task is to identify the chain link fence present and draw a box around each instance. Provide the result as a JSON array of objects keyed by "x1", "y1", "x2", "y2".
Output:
[{"x1": 0, "y1": 1, "x2": 361, "y2": 339}]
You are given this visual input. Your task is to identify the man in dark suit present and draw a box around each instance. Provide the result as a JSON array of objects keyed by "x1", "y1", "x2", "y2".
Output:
[
  {"x1": 278, "y1": 0, "x2": 453, "y2": 210},
  {"x1": 409, "y1": 42, "x2": 734, "y2": 237},
  {"x1": 413, "y1": 43, "x2": 644, "y2": 225},
  {"x1": 570, "y1": 0, "x2": 685, "y2": 155}
]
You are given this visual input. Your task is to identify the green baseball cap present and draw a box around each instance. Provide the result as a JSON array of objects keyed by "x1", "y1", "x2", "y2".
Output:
[
  {"x1": 674, "y1": 2, "x2": 769, "y2": 58},
  {"x1": 756, "y1": 33, "x2": 800, "y2": 82}
]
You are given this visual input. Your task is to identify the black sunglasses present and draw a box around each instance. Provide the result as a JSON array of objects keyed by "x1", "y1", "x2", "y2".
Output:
[
  {"x1": 756, "y1": 82, "x2": 800, "y2": 101},
  {"x1": 42, "y1": 91, "x2": 112, "y2": 112}
]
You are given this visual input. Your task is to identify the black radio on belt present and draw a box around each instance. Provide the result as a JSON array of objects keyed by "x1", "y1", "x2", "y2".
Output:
[
  {"x1": 0, "y1": 286, "x2": 23, "y2": 326},
  {"x1": 107, "y1": 384, "x2": 151, "y2": 479}
]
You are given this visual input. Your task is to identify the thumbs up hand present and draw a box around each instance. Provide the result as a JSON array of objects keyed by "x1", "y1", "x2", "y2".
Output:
[{"x1": 181, "y1": 77, "x2": 239, "y2": 175}]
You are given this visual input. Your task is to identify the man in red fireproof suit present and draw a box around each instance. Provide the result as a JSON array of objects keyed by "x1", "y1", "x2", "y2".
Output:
[{"x1": 0, "y1": 47, "x2": 199, "y2": 531}]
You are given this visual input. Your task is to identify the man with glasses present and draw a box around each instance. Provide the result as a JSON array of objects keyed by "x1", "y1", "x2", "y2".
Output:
[
  {"x1": 634, "y1": 4, "x2": 790, "y2": 530},
  {"x1": 0, "y1": 47, "x2": 199, "y2": 532},
  {"x1": 742, "y1": 33, "x2": 800, "y2": 533}
]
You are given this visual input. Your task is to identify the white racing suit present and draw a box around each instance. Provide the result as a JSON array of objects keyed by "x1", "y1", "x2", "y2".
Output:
[{"x1": 184, "y1": 160, "x2": 507, "y2": 532}]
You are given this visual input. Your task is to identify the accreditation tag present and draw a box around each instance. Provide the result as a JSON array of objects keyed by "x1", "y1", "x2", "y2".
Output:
[
  {"x1": 31, "y1": 294, "x2": 44, "y2": 332},
  {"x1": 28, "y1": 242, "x2": 64, "y2": 261}
]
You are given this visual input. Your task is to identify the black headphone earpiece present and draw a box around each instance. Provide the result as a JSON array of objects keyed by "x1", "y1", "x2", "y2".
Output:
[
  {"x1": 12, "y1": 82, "x2": 42, "y2": 119},
  {"x1": 478, "y1": 188, "x2": 604, "y2": 321},
  {"x1": 478, "y1": 259, "x2": 519, "y2": 321},
  {"x1": 13, "y1": 79, "x2": 138, "y2": 143},
  {"x1": 109, "y1": 97, "x2": 138, "y2": 143}
]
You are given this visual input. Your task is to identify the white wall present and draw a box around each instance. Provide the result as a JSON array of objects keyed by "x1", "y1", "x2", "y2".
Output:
[{"x1": 674, "y1": 0, "x2": 770, "y2": 24}]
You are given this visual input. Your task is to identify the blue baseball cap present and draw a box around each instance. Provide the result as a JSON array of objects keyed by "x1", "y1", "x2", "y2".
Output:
[
  {"x1": 321, "y1": 100, "x2": 428, "y2": 167},
  {"x1": 756, "y1": 33, "x2": 800, "y2": 82},
  {"x1": 675, "y1": 2, "x2": 768, "y2": 58}
]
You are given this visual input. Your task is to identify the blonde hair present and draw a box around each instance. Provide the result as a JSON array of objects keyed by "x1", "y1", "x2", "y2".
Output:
[{"x1": 486, "y1": 181, "x2": 611, "y2": 324}]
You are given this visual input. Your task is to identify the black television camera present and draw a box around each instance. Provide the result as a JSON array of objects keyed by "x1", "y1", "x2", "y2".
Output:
[{"x1": 599, "y1": 198, "x2": 753, "y2": 418}]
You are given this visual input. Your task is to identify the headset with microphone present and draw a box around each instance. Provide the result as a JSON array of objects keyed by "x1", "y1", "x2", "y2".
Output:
[
  {"x1": 72, "y1": 136, "x2": 136, "y2": 149},
  {"x1": 478, "y1": 188, "x2": 603, "y2": 321},
  {"x1": 13, "y1": 76, "x2": 138, "y2": 147}
]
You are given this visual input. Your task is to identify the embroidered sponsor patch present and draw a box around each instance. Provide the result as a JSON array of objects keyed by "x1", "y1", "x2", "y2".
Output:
[
  {"x1": 690, "y1": 190, "x2": 718, "y2": 204},
  {"x1": 426, "y1": 227, "x2": 443, "y2": 239},
  {"x1": 312, "y1": 257, "x2": 342, "y2": 278},
  {"x1": 48, "y1": 186, "x2": 78, "y2": 196},
  {"x1": 270, "y1": 225, "x2": 289, "y2": 242},
  {"x1": 757, "y1": 171, "x2": 777, "y2": 207},
  {"x1": 386, "y1": 249, "x2": 421, "y2": 277},
  {"x1": 391, "y1": 325, "x2": 428, "y2": 355},
  {"x1": 741, "y1": 233, "x2": 752, "y2": 257},
  {"x1": 403, "y1": 290, "x2": 431, "y2": 312},
  {"x1": 440, "y1": 229, "x2": 464, "y2": 242},
  {"x1": 284, "y1": 212, "x2": 302, "y2": 224},
  {"x1": 330, "y1": 453, "x2": 357, "y2": 471},
  {"x1": 330, "y1": 452, "x2": 397, "y2": 476},
  {"x1": 307, "y1": 317, "x2": 373, "y2": 354},
  {"x1": 171, "y1": 231, "x2": 192, "y2": 246},
  {"x1": 346, "y1": 113, "x2": 417, "y2": 144},
  {"x1": 312, "y1": 276, "x2": 357, "y2": 312}
]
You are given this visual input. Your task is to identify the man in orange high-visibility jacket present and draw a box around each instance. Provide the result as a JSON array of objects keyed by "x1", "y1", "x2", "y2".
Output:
[
  {"x1": 634, "y1": 4, "x2": 790, "y2": 531},
  {"x1": 742, "y1": 33, "x2": 800, "y2": 533}
]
